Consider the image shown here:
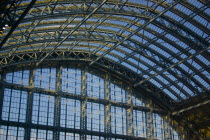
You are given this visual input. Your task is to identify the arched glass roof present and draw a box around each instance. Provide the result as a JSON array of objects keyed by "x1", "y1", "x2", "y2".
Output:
[{"x1": 0, "y1": 0, "x2": 209, "y2": 106}]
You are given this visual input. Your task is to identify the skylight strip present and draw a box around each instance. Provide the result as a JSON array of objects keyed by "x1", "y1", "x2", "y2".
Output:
[
  {"x1": 204, "y1": 8, "x2": 210, "y2": 15},
  {"x1": 121, "y1": 62, "x2": 138, "y2": 73},
  {"x1": 193, "y1": 15, "x2": 209, "y2": 28},
  {"x1": 194, "y1": 75, "x2": 210, "y2": 89},
  {"x1": 175, "y1": 4, "x2": 193, "y2": 15},
  {"x1": 170, "y1": 85, "x2": 187, "y2": 99},
  {"x1": 187, "y1": 0, "x2": 204, "y2": 8},
  {"x1": 184, "y1": 22, "x2": 208, "y2": 38},
  {"x1": 139, "y1": 55, "x2": 156, "y2": 67},
  {"x1": 163, "y1": 89, "x2": 179, "y2": 101},
  {"x1": 147, "y1": 24, "x2": 164, "y2": 33},
  {"x1": 177, "y1": 83, "x2": 195, "y2": 96},
  {"x1": 150, "y1": 43, "x2": 172, "y2": 59},
  {"x1": 178, "y1": 63, "x2": 193, "y2": 73},
  {"x1": 196, "y1": 54, "x2": 209, "y2": 65},
  {"x1": 149, "y1": 79, "x2": 162, "y2": 88},
  {"x1": 164, "y1": 10, "x2": 183, "y2": 22},
  {"x1": 104, "y1": 54, "x2": 119, "y2": 62},
  {"x1": 163, "y1": 71, "x2": 178, "y2": 82},
  {"x1": 110, "y1": 50, "x2": 126, "y2": 58}
]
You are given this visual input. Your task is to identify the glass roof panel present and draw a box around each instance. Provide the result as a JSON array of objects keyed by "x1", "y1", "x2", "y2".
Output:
[
  {"x1": 149, "y1": 79, "x2": 162, "y2": 88},
  {"x1": 187, "y1": 0, "x2": 204, "y2": 8},
  {"x1": 204, "y1": 8, "x2": 210, "y2": 15},
  {"x1": 139, "y1": 55, "x2": 156, "y2": 67},
  {"x1": 175, "y1": 4, "x2": 193, "y2": 15},
  {"x1": 193, "y1": 15, "x2": 209, "y2": 28},
  {"x1": 170, "y1": 85, "x2": 187, "y2": 99},
  {"x1": 164, "y1": 11, "x2": 183, "y2": 22},
  {"x1": 0, "y1": 0, "x2": 209, "y2": 104},
  {"x1": 147, "y1": 24, "x2": 164, "y2": 33},
  {"x1": 121, "y1": 62, "x2": 138, "y2": 72},
  {"x1": 163, "y1": 89, "x2": 179, "y2": 101},
  {"x1": 194, "y1": 75, "x2": 210, "y2": 89},
  {"x1": 184, "y1": 22, "x2": 208, "y2": 37}
]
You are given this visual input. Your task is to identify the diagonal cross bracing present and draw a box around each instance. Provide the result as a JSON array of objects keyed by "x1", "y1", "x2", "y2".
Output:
[
  {"x1": 134, "y1": 46, "x2": 210, "y2": 87},
  {"x1": 89, "y1": 0, "x2": 182, "y2": 66},
  {"x1": 35, "y1": 0, "x2": 108, "y2": 66}
]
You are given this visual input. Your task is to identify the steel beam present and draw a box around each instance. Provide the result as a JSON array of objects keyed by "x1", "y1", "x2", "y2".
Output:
[
  {"x1": 80, "y1": 66, "x2": 88, "y2": 139},
  {"x1": 89, "y1": 0, "x2": 182, "y2": 66},
  {"x1": 172, "y1": 100, "x2": 210, "y2": 115},
  {"x1": 104, "y1": 72, "x2": 111, "y2": 140},
  {"x1": 24, "y1": 68, "x2": 35, "y2": 140},
  {"x1": 146, "y1": 99, "x2": 154, "y2": 139},
  {"x1": 53, "y1": 65, "x2": 62, "y2": 140},
  {"x1": 0, "y1": 72, "x2": 5, "y2": 121},
  {"x1": 1, "y1": 27, "x2": 205, "y2": 97},
  {"x1": 126, "y1": 86, "x2": 134, "y2": 136},
  {"x1": 35, "y1": 0, "x2": 108, "y2": 66},
  {"x1": 0, "y1": 0, "x2": 37, "y2": 49},
  {"x1": 134, "y1": 46, "x2": 210, "y2": 87}
]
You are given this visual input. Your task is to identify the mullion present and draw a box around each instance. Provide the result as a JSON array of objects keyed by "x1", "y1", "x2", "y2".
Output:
[
  {"x1": 17, "y1": 90, "x2": 22, "y2": 122},
  {"x1": 37, "y1": 94, "x2": 41, "y2": 125},
  {"x1": 16, "y1": 127, "x2": 19, "y2": 140},
  {"x1": 66, "y1": 66, "x2": 69, "y2": 93},
  {"x1": 65, "y1": 99, "x2": 67, "y2": 129},
  {"x1": 136, "y1": 110, "x2": 138, "y2": 136},
  {"x1": 7, "y1": 89, "x2": 13, "y2": 121},
  {"x1": 91, "y1": 73, "x2": 93, "y2": 97},
  {"x1": 114, "y1": 106, "x2": 116, "y2": 134},
  {"x1": 122, "y1": 107, "x2": 124, "y2": 135},
  {"x1": 99, "y1": 104, "x2": 101, "y2": 132},
  {"x1": 47, "y1": 96, "x2": 50, "y2": 126},
  {"x1": 7, "y1": 70, "x2": 14, "y2": 121},
  {"x1": 91, "y1": 102, "x2": 93, "y2": 131},
  {"x1": 74, "y1": 69, "x2": 77, "y2": 95},
  {"x1": 142, "y1": 111, "x2": 145, "y2": 136},
  {"x1": 6, "y1": 126, "x2": 9, "y2": 140},
  {"x1": 99, "y1": 75, "x2": 101, "y2": 99},
  {"x1": 74, "y1": 99, "x2": 76, "y2": 129}
]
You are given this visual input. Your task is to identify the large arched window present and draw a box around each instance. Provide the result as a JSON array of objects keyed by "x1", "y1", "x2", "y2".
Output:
[{"x1": 0, "y1": 63, "x2": 181, "y2": 140}]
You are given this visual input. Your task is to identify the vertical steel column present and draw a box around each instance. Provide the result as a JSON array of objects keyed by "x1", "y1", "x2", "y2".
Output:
[
  {"x1": 146, "y1": 99, "x2": 154, "y2": 139},
  {"x1": 126, "y1": 85, "x2": 134, "y2": 136},
  {"x1": 0, "y1": 71, "x2": 6, "y2": 121},
  {"x1": 165, "y1": 115, "x2": 186, "y2": 140},
  {"x1": 53, "y1": 66, "x2": 62, "y2": 140},
  {"x1": 24, "y1": 68, "x2": 35, "y2": 140},
  {"x1": 104, "y1": 73, "x2": 111, "y2": 140},
  {"x1": 80, "y1": 66, "x2": 87, "y2": 140},
  {"x1": 163, "y1": 115, "x2": 171, "y2": 140}
]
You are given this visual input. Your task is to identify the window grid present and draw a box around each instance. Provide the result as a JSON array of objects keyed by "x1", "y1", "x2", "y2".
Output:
[
  {"x1": 2, "y1": 88, "x2": 27, "y2": 122},
  {"x1": 110, "y1": 83, "x2": 126, "y2": 103},
  {"x1": 87, "y1": 102, "x2": 104, "y2": 132},
  {"x1": 34, "y1": 68, "x2": 56, "y2": 90},
  {"x1": 32, "y1": 93, "x2": 54, "y2": 126},
  {"x1": 87, "y1": 73, "x2": 105, "y2": 99},
  {"x1": 133, "y1": 110, "x2": 146, "y2": 137},
  {"x1": 6, "y1": 70, "x2": 29, "y2": 86},
  {"x1": 0, "y1": 125, "x2": 24, "y2": 140},
  {"x1": 30, "y1": 129, "x2": 53, "y2": 140},
  {"x1": 153, "y1": 113, "x2": 164, "y2": 139},
  {"x1": 60, "y1": 98, "x2": 81, "y2": 129},
  {"x1": 0, "y1": 67, "x2": 182, "y2": 139},
  {"x1": 62, "y1": 68, "x2": 81, "y2": 95},
  {"x1": 60, "y1": 132, "x2": 80, "y2": 140},
  {"x1": 111, "y1": 106, "x2": 126, "y2": 135}
]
